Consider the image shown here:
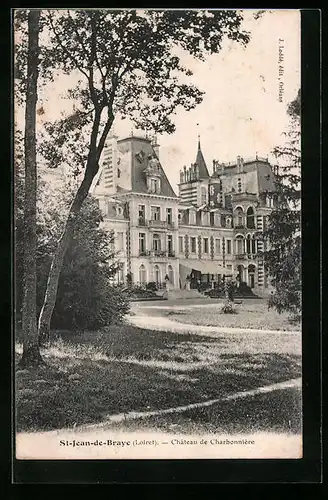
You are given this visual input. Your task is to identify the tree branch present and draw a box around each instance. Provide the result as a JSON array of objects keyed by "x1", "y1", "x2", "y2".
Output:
[
  {"x1": 67, "y1": 10, "x2": 91, "y2": 64},
  {"x1": 47, "y1": 11, "x2": 89, "y2": 79}
]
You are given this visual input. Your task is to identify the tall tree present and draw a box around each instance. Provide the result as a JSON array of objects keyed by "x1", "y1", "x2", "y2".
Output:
[
  {"x1": 262, "y1": 90, "x2": 301, "y2": 317},
  {"x1": 18, "y1": 9, "x2": 44, "y2": 367},
  {"x1": 37, "y1": 9, "x2": 250, "y2": 341}
]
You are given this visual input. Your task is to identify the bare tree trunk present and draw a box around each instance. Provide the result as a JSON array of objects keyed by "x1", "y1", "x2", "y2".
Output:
[
  {"x1": 38, "y1": 172, "x2": 96, "y2": 345},
  {"x1": 19, "y1": 9, "x2": 44, "y2": 368}
]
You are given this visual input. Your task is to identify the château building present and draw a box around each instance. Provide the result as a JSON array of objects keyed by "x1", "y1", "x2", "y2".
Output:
[{"x1": 92, "y1": 133, "x2": 278, "y2": 296}]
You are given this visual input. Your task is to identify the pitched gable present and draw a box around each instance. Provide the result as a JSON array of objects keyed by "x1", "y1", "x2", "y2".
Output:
[{"x1": 118, "y1": 136, "x2": 177, "y2": 198}]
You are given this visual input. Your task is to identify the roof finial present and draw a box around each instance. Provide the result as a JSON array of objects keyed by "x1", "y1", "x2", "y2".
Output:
[{"x1": 196, "y1": 123, "x2": 201, "y2": 150}]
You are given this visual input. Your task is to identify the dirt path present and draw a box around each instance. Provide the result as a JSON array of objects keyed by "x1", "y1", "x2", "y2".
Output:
[{"x1": 128, "y1": 307, "x2": 301, "y2": 336}]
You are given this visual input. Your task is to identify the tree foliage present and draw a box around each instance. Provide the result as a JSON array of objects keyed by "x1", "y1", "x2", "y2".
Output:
[
  {"x1": 14, "y1": 9, "x2": 250, "y2": 339},
  {"x1": 16, "y1": 173, "x2": 129, "y2": 332},
  {"x1": 39, "y1": 195, "x2": 130, "y2": 331},
  {"x1": 36, "y1": 9, "x2": 250, "y2": 173},
  {"x1": 262, "y1": 90, "x2": 301, "y2": 317}
]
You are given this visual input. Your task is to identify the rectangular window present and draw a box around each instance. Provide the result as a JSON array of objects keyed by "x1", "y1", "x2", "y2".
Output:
[
  {"x1": 167, "y1": 234, "x2": 173, "y2": 254},
  {"x1": 151, "y1": 206, "x2": 161, "y2": 221},
  {"x1": 150, "y1": 178, "x2": 160, "y2": 193},
  {"x1": 166, "y1": 208, "x2": 172, "y2": 224},
  {"x1": 203, "y1": 238, "x2": 209, "y2": 254},
  {"x1": 202, "y1": 212, "x2": 210, "y2": 226},
  {"x1": 179, "y1": 236, "x2": 184, "y2": 253},
  {"x1": 215, "y1": 238, "x2": 220, "y2": 254},
  {"x1": 139, "y1": 233, "x2": 146, "y2": 253},
  {"x1": 116, "y1": 232, "x2": 124, "y2": 251},
  {"x1": 226, "y1": 239, "x2": 232, "y2": 254},
  {"x1": 210, "y1": 212, "x2": 215, "y2": 226},
  {"x1": 191, "y1": 237, "x2": 196, "y2": 253},
  {"x1": 138, "y1": 204, "x2": 145, "y2": 219},
  {"x1": 152, "y1": 234, "x2": 161, "y2": 251},
  {"x1": 189, "y1": 210, "x2": 196, "y2": 225}
]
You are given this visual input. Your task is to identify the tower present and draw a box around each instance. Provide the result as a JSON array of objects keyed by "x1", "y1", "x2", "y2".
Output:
[{"x1": 178, "y1": 135, "x2": 210, "y2": 206}]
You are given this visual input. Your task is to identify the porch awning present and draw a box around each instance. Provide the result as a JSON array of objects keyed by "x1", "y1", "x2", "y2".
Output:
[{"x1": 179, "y1": 259, "x2": 227, "y2": 275}]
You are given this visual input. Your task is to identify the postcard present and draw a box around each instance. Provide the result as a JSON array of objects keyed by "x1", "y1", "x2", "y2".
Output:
[{"x1": 14, "y1": 8, "x2": 304, "y2": 467}]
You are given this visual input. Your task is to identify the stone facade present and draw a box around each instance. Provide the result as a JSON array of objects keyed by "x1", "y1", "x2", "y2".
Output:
[{"x1": 92, "y1": 134, "x2": 277, "y2": 296}]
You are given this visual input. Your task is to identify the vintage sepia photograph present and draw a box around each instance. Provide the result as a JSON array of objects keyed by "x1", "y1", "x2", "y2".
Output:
[{"x1": 14, "y1": 8, "x2": 302, "y2": 462}]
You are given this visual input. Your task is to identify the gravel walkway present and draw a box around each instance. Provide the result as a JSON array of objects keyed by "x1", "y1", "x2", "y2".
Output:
[{"x1": 128, "y1": 312, "x2": 301, "y2": 336}]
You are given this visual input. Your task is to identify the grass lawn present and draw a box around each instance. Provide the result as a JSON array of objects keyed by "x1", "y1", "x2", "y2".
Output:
[
  {"x1": 166, "y1": 302, "x2": 301, "y2": 331},
  {"x1": 15, "y1": 323, "x2": 301, "y2": 433},
  {"x1": 110, "y1": 387, "x2": 302, "y2": 435}
]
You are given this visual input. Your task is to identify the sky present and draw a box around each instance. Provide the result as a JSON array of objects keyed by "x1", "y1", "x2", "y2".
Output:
[{"x1": 15, "y1": 9, "x2": 301, "y2": 194}]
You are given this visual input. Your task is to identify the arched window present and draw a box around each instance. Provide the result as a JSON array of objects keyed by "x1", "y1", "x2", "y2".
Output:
[
  {"x1": 168, "y1": 265, "x2": 174, "y2": 285},
  {"x1": 235, "y1": 235, "x2": 244, "y2": 255},
  {"x1": 246, "y1": 207, "x2": 255, "y2": 229},
  {"x1": 139, "y1": 264, "x2": 146, "y2": 284},
  {"x1": 237, "y1": 264, "x2": 245, "y2": 283},
  {"x1": 154, "y1": 265, "x2": 160, "y2": 283},
  {"x1": 201, "y1": 187, "x2": 207, "y2": 205},
  {"x1": 246, "y1": 234, "x2": 251, "y2": 254},
  {"x1": 248, "y1": 264, "x2": 256, "y2": 288},
  {"x1": 235, "y1": 207, "x2": 244, "y2": 227},
  {"x1": 152, "y1": 233, "x2": 161, "y2": 252},
  {"x1": 251, "y1": 235, "x2": 257, "y2": 254}
]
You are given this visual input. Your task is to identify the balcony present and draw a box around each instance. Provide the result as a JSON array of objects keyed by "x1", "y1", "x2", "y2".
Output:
[
  {"x1": 138, "y1": 250, "x2": 176, "y2": 259},
  {"x1": 148, "y1": 219, "x2": 168, "y2": 229},
  {"x1": 138, "y1": 217, "x2": 146, "y2": 227},
  {"x1": 137, "y1": 218, "x2": 178, "y2": 230}
]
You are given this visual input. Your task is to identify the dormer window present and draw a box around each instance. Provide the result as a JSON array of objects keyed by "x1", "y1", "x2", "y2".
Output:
[
  {"x1": 149, "y1": 178, "x2": 161, "y2": 194},
  {"x1": 116, "y1": 206, "x2": 123, "y2": 217},
  {"x1": 201, "y1": 186, "x2": 207, "y2": 205},
  {"x1": 144, "y1": 155, "x2": 162, "y2": 194}
]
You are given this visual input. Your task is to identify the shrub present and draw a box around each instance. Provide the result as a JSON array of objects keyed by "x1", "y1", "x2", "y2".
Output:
[
  {"x1": 204, "y1": 288, "x2": 223, "y2": 298},
  {"x1": 221, "y1": 299, "x2": 237, "y2": 314},
  {"x1": 129, "y1": 285, "x2": 158, "y2": 299},
  {"x1": 146, "y1": 281, "x2": 159, "y2": 292},
  {"x1": 51, "y1": 281, "x2": 130, "y2": 331}
]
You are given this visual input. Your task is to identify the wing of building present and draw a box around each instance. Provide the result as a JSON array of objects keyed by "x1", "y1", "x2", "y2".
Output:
[{"x1": 92, "y1": 133, "x2": 277, "y2": 295}]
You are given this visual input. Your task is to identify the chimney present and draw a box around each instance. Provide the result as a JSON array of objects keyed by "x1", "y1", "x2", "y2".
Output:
[
  {"x1": 237, "y1": 155, "x2": 244, "y2": 173},
  {"x1": 152, "y1": 135, "x2": 160, "y2": 159}
]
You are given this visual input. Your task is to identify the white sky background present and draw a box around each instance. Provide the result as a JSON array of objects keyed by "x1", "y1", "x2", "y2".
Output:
[{"x1": 15, "y1": 9, "x2": 301, "y2": 193}]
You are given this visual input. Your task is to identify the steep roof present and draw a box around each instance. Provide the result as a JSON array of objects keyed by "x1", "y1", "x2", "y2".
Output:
[
  {"x1": 195, "y1": 138, "x2": 210, "y2": 179},
  {"x1": 118, "y1": 136, "x2": 177, "y2": 198},
  {"x1": 256, "y1": 162, "x2": 276, "y2": 193}
]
